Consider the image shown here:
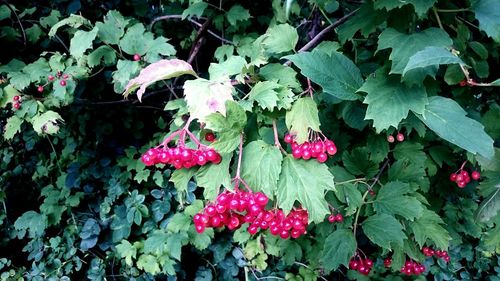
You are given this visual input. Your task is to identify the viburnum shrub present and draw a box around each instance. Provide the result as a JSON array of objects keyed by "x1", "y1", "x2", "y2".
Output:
[{"x1": 0, "y1": 0, "x2": 499, "y2": 280}]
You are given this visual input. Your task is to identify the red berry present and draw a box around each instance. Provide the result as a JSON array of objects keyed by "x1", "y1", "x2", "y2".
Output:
[
  {"x1": 284, "y1": 134, "x2": 293, "y2": 144},
  {"x1": 13, "y1": 102, "x2": 21, "y2": 109},
  {"x1": 326, "y1": 145, "x2": 337, "y2": 156},
  {"x1": 57, "y1": 71, "x2": 62, "y2": 77},
  {"x1": 449, "y1": 173, "x2": 457, "y2": 182},
  {"x1": 302, "y1": 149, "x2": 311, "y2": 160},
  {"x1": 328, "y1": 214, "x2": 335, "y2": 223},
  {"x1": 471, "y1": 171, "x2": 480, "y2": 180},
  {"x1": 387, "y1": 135, "x2": 395, "y2": 143},
  {"x1": 349, "y1": 260, "x2": 359, "y2": 270},
  {"x1": 457, "y1": 181, "x2": 467, "y2": 188},
  {"x1": 459, "y1": 80, "x2": 467, "y2": 87},
  {"x1": 292, "y1": 147, "x2": 302, "y2": 159},
  {"x1": 317, "y1": 152, "x2": 328, "y2": 163},
  {"x1": 456, "y1": 174, "x2": 464, "y2": 182},
  {"x1": 195, "y1": 224, "x2": 205, "y2": 233},
  {"x1": 334, "y1": 213, "x2": 343, "y2": 222},
  {"x1": 461, "y1": 170, "x2": 469, "y2": 178},
  {"x1": 37, "y1": 85, "x2": 44, "y2": 92},
  {"x1": 63, "y1": 74, "x2": 69, "y2": 79},
  {"x1": 396, "y1": 133, "x2": 404, "y2": 142},
  {"x1": 384, "y1": 258, "x2": 392, "y2": 267},
  {"x1": 13, "y1": 95, "x2": 20, "y2": 101},
  {"x1": 205, "y1": 132, "x2": 216, "y2": 142},
  {"x1": 279, "y1": 229, "x2": 290, "y2": 239},
  {"x1": 48, "y1": 75, "x2": 55, "y2": 81},
  {"x1": 133, "y1": 54, "x2": 141, "y2": 61},
  {"x1": 365, "y1": 258, "x2": 373, "y2": 267},
  {"x1": 60, "y1": 80, "x2": 66, "y2": 86}
]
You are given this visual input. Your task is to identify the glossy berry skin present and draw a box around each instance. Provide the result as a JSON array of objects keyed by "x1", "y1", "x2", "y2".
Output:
[
  {"x1": 387, "y1": 135, "x2": 395, "y2": 143},
  {"x1": 133, "y1": 54, "x2": 141, "y2": 61},
  {"x1": 334, "y1": 214, "x2": 343, "y2": 222},
  {"x1": 449, "y1": 173, "x2": 457, "y2": 182},
  {"x1": 328, "y1": 215, "x2": 335, "y2": 223},
  {"x1": 284, "y1": 134, "x2": 293, "y2": 144},
  {"x1": 60, "y1": 80, "x2": 67, "y2": 86},
  {"x1": 48, "y1": 75, "x2": 55, "y2": 81},
  {"x1": 396, "y1": 133, "x2": 404, "y2": 142},
  {"x1": 384, "y1": 258, "x2": 392, "y2": 267},
  {"x1": 63, "y1": 74, "x2": 69, "y2": 79},
  {"x1": 13, "y1": 95, "x2": 20, "y2": 101},
  {"x1": 37, "y1": 85, "x2": 44, "y2": 92},
  {"x1": 457, "y1": 181, "x2": 467, "y2": 188},
  {"x1": 471, "y1": 171, "x2": 480, "y2": 180},
  {"x1": 13, "y1": 102, "x2": 21, "y2": 109},
  {"x1": 205, "y1": 132, "x2": 216, "y2": 142}
]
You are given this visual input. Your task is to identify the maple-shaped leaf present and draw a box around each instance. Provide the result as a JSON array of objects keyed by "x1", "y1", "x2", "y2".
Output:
[
  {"x1": 374, "y1": 181, "x2": 424, "y2": 221},
  {"x1": 321, "y1": 229, "x2": 357, "y2": 272},
  {"x1": 184, "y1": 78, "x2": 234, "y2": 121},
  {"x1": 124, "y1": 59, "x2": 196, "y2": 101},
  {"x1": 409, "y1": 209, "x2": 451, "y2": 250},
  {"x1": 359, "y1": 68, "x2": 428, "y2": 133},
  {"x1": 361, "y1": 213, "x2": 406, "y2": 249},
  {"x1": 277, "y1": 155, "x2": 335, "y2": 223},
  {"x1": 205, "y1": 101, "x2": 247, "y2": 153},
  {"x1": 285, "y1": 97, "x2": 321, "y2": 143}
]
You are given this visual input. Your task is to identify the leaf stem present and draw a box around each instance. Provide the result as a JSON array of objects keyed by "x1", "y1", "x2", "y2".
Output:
[
  {"x1": 231, "y1": 133, "x2": 251, "y2": 191},
  {"x1": 436, "y1": 8, "x2": 470, "y2": 13},
  {"x1": 272, "y1": 120, "x2": 287, "y2": 154},
  {"x1": 432, "y1": 7, "x2": 444, "y2": 30},
  {"x1": 335, "y1": 178, "x2": 367, "y2": 186}
]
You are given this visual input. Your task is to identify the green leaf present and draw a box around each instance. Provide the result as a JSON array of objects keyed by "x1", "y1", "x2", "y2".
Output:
[
  {"x1": 113, "y1": 60, "x2": 141, "y2": 93},
  {"x1": 262, "y1": 24, "x2": 298, "y2": 54},
  {"x1": 48, "y1": 14, "x2": 90, "y2": 37},
  {"x1": 241, "y1": 140, "x2": 283, "y2": 198},
  {"x1": 25, "y1": 24, "x2": 43, "y2": 43},
  {"x1": 8, "y1": 72, "x2": 31, "y2": 90},
  {"x1": 377, "y1": 28, "x2": 452, "y2": 82},
  {"x1": 208, "y1": 55, "x2": 246, "y2": 80},
  {"x1": 96, "y1": 10, "x2": 129, "y2": 45},
  {"x1": 183, "y1": 78, "x2": 234, "y2": 121},
  {"x1": 359, "y1": 69, "x2": 428, "y2": 132},
  {"x1": 182, "y1": 2, "x2": 208, "y2": 19},
  {"x1": 374, "y1": 0, "x2": 437, "y2": 17},
  {"x1": 285, "y1": 97, "x2": 321, "y2": 143},
  {"x1": 417, "y1": 96, "x2": 494, "y2": 159},
  {"x1": 136, "y1": 254, "x2": 161, "y2": 275},
  {"x1": 475, "y1": 185, "x2": 500, "y2": 223},
  {"x1": 342, "y1": 147, "x2": 379, "y2": 178},
  {"x1": 196, "y1": 154, "x2": 232, "y2": 201},
  {"x1": 23, "y1": 58, "x2": 50, "y2": 83},
  {"x1": 3, "y1": 115, "x2": 23, "y2": 140},
  {"x1": 248, "y1": 81, "x2": 280, "y2": 111},
  {"x1": 277, "y1": 155, "x2": 335, "y2": 223},
  {"x1": 472, "y1": 0, "x2": 500, "y2": 42},
  {"x1": 403, "y1": 47, "x2": 465, "y2": 76},
  {"x1": 409, "y1": 209, "x2": 451, "y2": 250},
  {"x1": 144, "y1": 36, "x2": 176, "y2": 63},
  {"x1": 119, "y1": 23, "x2": 149, "y2": 55},
  {"x1": 361, "y1": 213, "x2": 406, "y2": 249},
  {"x1": 116, "y1": 240, "x2": 137, "y2": 266},
  {"x1": 337, "y1": 2, "x2": 387, "y2": 43},
  {"x1": 285, "y1": 51, "x2": 363, "y2": 100},
  {"x1": 226, "y1": 5, "x2": 251, "y2": 26},
  {"x1": 374, "y1": 181, "x2": 424, "y2": 220},
  {"x1": 0, "y1": 5, "x2": 11, "y2": 21},
  {"x1": 125, "y1": 59, "x2": 195, "y2": 101},
  {"x1": 88, "y1": 45, "x2": 117, "y2": 67},
  {"x1": 69, "y1": 27, "x2": 98, "y2": 59},
  {"x1": 205, "y1": 101, "x2": 247, "y2": 153},
  {"x1": 321, "y1": 229, "x2": 357, "y2": 272},
  {"x1": 14, "y1": 211, "x2": 47, "y2": 238},
  {"x1": 31, "y1": 111, "x2": 63, "y2": 135},
  {"x1": 259, "y1": 63, "x2": 300, "y2": 89},
  {"x1": 170, "y1": 168, "x2": 196, "y2": 195}
]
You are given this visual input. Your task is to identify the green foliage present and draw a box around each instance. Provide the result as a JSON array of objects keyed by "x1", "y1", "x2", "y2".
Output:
[{"x1": 0, "y1": 1, "x2": 499, "y2": 280}]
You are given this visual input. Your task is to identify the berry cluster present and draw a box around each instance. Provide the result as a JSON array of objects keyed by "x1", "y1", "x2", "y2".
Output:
[
  {"x1": 387, "y1": 133, "x2": 404, "y2": 143},
  {"x1": 11, "y1": 95, "x2": 22, "y2": 110},
  {"x1": 38, "y1": 72, "x2": 70, "y2": 92},
  {"x1": 141, "y1": 146, "x2": 221, "y2": 169},
  {"x1": 422, "y1": 247, "x2": 450, "y2": 262},
  {"x1": 194, "y1": 189, "x2": 309, "y2": 239},
  {"x1": 284, "y1": 133, "x2": 337, "y2": 163},
  {"x1": 400, "y1": 260, "x2": 425, "y2": 276},
  {"x1": 449, "y1": 169, "x2": 480, "y2": 188},
  {"x1": 327, "y1": 213, "x2": 344, "y2": 223},
  {"x1": 349, "y1": 257, "x2": 373, "y2": 275}
]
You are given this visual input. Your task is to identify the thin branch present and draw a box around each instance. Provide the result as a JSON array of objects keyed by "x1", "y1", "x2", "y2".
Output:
[
  {"x1": 436, "y1": 8, "x2": 470, "y2": 13},
  {"x1": 3, "y1": 1, "x2": 26, "y2": 46},
  {"x1": 432, "y1": 7, "x2": 444, "y2": 30},
  {"x1": 150, "y1": 15, "x2": 234, "y2": 45},
  {"x1": 272, "y1": 120, "x2": 287, "y2": 154}
]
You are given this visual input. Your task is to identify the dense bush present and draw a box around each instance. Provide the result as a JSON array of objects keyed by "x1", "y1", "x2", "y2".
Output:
[{"x1": 0, "y1": 0, "x2": 499, "y2": 280}]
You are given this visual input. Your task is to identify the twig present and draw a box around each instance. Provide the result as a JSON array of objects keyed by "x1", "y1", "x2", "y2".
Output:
[
  {"x1": 436, "y1": 8, "x2": 469, "y2": 13},
  {"x1": 272, "y1": 120, "x2": 287, "y2": 154},
  {"x1": 231, "y1": 133, "x2": 251, "y2": 191},
  {"x1": 368, "y1": 159, "x2": 390, "y2": 189},
  {"x1": 3, "y1": 1, "x2": 26, "y2": 46},
  {"x1": 433, "y1": 7, "x2": 444, "y2": 30},
  {"x1": 150, "y1": 15, "x2": 234, "y2": 45},
  {"x1": 187, "y1": 18, "x2": 212, "y2": 64}
]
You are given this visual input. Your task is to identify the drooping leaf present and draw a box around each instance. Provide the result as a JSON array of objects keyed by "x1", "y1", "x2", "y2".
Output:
[
  {"x1": 262, "y1": 24, "x2": 298, "y2": 54},
  {"x1": 472, "y1": 0, "x2": 500, "y2": 42},
  {"x1": 359, "y1": 69, "x2": 428, "y2": 133},
  {"x1": 241, "y1": 140, "x2": 283, "y2": 198},
  {"x1": 361, "y1": 213, "x2": 406, "y2": 249},
  {"x1": 374, "y1": 181, "x2": 424, "y2": 220},
  {"x1": 403, "y1": 47, "x2": 465, "y2": 76},
  {"x1": 321, "y1": 229, "x2": 357, "y2": 272},
  {"x1": 277, "y1": 156, "x2": 335, "y2": 223},
  {"x1": 124, "y1": 59, "x2": 196, "y2": 101},
  {"x1": 417, "y1": 96, "x2": 494, "y2": 159},
  {"x1": 48, "y1": 14, "x2": 90, "y2": 37},
  {"x1": 88, "y1": 45, "x2": 117, "y2": 67},
  {"x1": 69, "y1": 27, "x2": 98, "y2": 59},
  {"x1": 285, "y1": 97, "x2": 321, "y2": 143},
  {"x1": 184, "y1": 78, "x2": 234, "y2": 121},
  {"x1": 285, "y1": 50, "x2": 363, "y2": 101},
  {"x1": 170, "y1": 168, "x2": 196, "y2": 196},
  {"x1": 409, "y1": 209, "x2": 451, "y2": 250},
  {"x1": 373, "y1": 0, "x2": 437, "y2": 17}
]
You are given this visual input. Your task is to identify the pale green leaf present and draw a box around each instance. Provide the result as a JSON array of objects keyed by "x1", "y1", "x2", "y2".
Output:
[
  {"x1": 69, "y1": 27, "x2": 98, "y2": 59},
  {"x1": 226, "y1": 5, "x2": 251, "y2": 26},
  {"x1": 248, "y1": 81, "x2": 280, "y2": 111},
  {"x1": 409, "y1": 209, "x2": 451, "y2": 250},
  {"x1": 208, "y1": 55, "x2": 246, "y2": 80},
  {"x1": 182, "y1": 2, "x2": 208, "y2": 19},
  {"x1": 170, "y1": 168, "x2": 196, "y2": 195},
  {"x1": 285, "y1": 50, "x2": 363, "y2": 101},
  {"x1": 205, "y1": 101, "x2": 247, "y2": 153},
  {"x1": 374, "y1": 181, "x2": 424, "y2": 220},
  {"x1": 183, "y1": 78, "x2": 234, "y2": 121},
  {"x1": 88, "y1": 45, "x2": 117, "y2": 67},
  {"x1": 417, "y1": 96, "x2": 494, "y2": 159},
  {"x1": 96, "y1": 10, "x2": 129, "y2": 45},
  {"x1": 136, "y1": 254, "x2": 161, "y2": 275},
  {"x1": 475, "y1": 185, "x2": 500, "y2": 223},
  {"x1": 262, "y1": 24, "x2": 298, "y2": 54},
  {"x1": 285, "y1": 97, "x2": 321, "y2": 143},
  {"x1": 48, "y1": 14, "x2": 90, "y2": 37},
  {"x1": 241, "y1": 140, "x2": 283, "y2": 198},
  {"x1": 277, "y1": 156, "x2": 335, "y2": 223},
  {"x1": 196, "y1": 153, "x2": 232, "y2": 201},
  {"x1": 374, "y1": 0, "x2": 437, "y2": 17},
  {"x1": 31, "y1": 111, "x2": 64, "y2": 135},
  {"x1": 3, "y1": 115, "x2": 23, "y2": 140},
  {"x1": 116, "y1": 240, "x2": 137, "y2": 266}
]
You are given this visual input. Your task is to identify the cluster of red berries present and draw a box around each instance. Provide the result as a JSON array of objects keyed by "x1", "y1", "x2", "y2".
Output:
[
  {"x1": 38, "y1": 72, "x2": 70, "y2": 92},
  {"x1": 349, "y1": 257, "x2": 373, "y2": 275},
  {"x1": 284, "y1": 133, "x2": 337, "y2": 163},
  {"x1": 387, "y1": 133, "x2": 404, "y2": 143},
  {"x1": 327, "y1": 213, "x2": 344, "y2": 223},
  {"x1": 449, "y1": 169, "x2": 480, "y2": 188},
  {"x1": 11, "y1": 95, "x2": 22, "y2": 110},
  {"x1": 194, "y1": 190, "x2": 309, "y2": 239},
  {"x1": 141, "y1": 146, "x2": 221, "y2": 169},
  {"x1": 400, "y1": 260, "x2": 426, "y2": 276},
  {"x1": 422, "y1": 247, "x2": 450, "y2": 262}
]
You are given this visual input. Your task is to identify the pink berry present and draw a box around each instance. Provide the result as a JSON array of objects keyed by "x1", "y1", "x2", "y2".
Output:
[
  {"x1": 133, "y1": 54, "x2": 141, "y2": 61},
  {"x1": 328, "y1": 214, "x2": 335, "y2": 223},
  {"x1": 449, "y1": 173, "x2": 457, "y2": 182},
  {"x1": 13, "y1": 95, "x2": 20, "y2": 101},
  {"x1": 63, "y1": 74, "x2": 69, "y2": 79},
  {"x1": 457, "y1": 181, "x2": 466, "y2": 188},
  {"x1": 387, "y1": 135, "x2": 395, "y2": 143},
  {"x1": 317, "y1": 152, "x2": 328, "y2": 163},
  {"x1": 37, "y1": 85, "x2": 44, "y2": 92},
  {"x1": 471, "y1": 171, "x2": 480, "y2": 180},
  {"x1": 205, "y1": 132, "x2": 216, "y2": 142},
  {"x1": 334, "y1": 213, "x2": 343, "y2": 222},
  {"x1": 60, "y1": 80, "x2": 66, "y2": 86},
  {"x1": 48, "y1": 75, "x2": 55, "y2": 81},
  {"x1": 396, "y1": 133, "x2": 404, "y2": 142},
  {"x1": 284, "y1": 134, "x2": 293, "y2": 144},
  {"x1": 13, "y1": 102, "x2": 21, "y2": 109}
]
